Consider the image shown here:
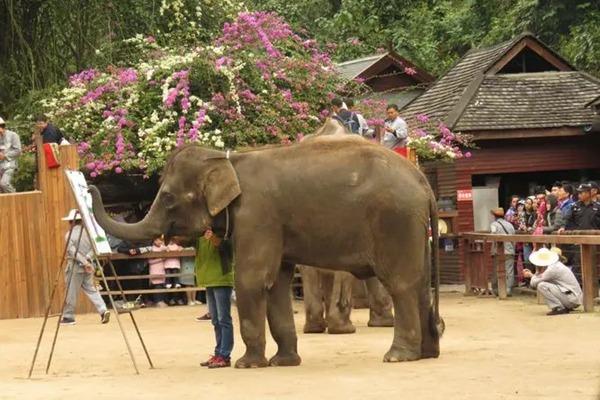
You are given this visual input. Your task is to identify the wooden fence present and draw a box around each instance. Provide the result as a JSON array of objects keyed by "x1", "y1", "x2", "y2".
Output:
[
  {"x1": 462, "y1": 233, "x2": 599, "y2": 312},
  {"x1": 0, "y1": 144, "x2": 85, "y2": 319}
]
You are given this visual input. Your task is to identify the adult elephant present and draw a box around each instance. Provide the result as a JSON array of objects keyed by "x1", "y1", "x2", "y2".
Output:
[
  {"x1": 300, "y1": 267, "x2": 393, "y2": 334},
  {"x1": 90, "y1": 130, "x2": 442, "y2": 367}
]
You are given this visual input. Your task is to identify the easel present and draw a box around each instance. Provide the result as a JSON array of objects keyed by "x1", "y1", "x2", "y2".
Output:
[{"x1": 28, "y1": 208, "x2": 154, "y2": 377}]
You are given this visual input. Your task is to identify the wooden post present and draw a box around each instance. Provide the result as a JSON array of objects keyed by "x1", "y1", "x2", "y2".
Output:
[
  {"x1": 463, "y1": 238, "x2": 473, "y2": 296},
  {"x1": 580, "y1": 244, "x2": 597, "y2": 312},
  {"x1": 496, "y1": 241, "x2": 507, "y2": 299}
]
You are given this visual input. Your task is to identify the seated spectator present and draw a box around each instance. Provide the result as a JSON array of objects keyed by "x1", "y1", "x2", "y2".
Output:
[
  {"x1": 490, "y1": 208, "x2": 515, "y2": 296},
  {"x1": 35, "y1": 114, "x2": 67, "y2": 144},
  {"x1": 382, "y1": 104, "x2": 408, "y2": 155},
  {"x1": 543, "y1": 194, "x2": 564, "y2": 234},
  {"x1": 0, "y1": 117, "x2": 22, "y2": 193},
  {"x1": 524, "y1": 247, "x2": 582, "y2": 315}
]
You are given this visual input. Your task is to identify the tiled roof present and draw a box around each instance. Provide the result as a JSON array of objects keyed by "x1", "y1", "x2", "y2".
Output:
[
  {"x1": 401, "y1": 37, "x2": 518, "y2": 123},
  {"x1": 336, "y1": 54, "x2": 386, "y2": 80},
  {"x1": 455, "y1": 72, "x2": 600, "y2": 131},
  {"x1": 400, "y1": 33, "x2": 600, "y2": 132}
]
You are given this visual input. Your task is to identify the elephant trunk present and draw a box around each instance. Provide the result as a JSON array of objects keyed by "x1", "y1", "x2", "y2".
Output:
[{"x1": 89, "y1": 185, "x2": 164, "y2": 241}]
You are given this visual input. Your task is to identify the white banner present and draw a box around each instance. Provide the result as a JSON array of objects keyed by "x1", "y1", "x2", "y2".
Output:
[{"x1": 64, "y1": 169, "x2": 113, "y2": 255}]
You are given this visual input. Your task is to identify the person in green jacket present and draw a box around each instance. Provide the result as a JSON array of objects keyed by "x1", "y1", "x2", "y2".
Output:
[{"x1": 196, "y1": 228, "x2": 234, "y2": 368}]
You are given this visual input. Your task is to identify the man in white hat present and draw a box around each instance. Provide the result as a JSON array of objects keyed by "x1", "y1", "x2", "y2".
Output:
[
  {"x1": 61, "y1": 209, "x2": 110, "y2": 325},
  {"x1": 523, "y1": 247, "x2": 582, "y2": 315},
  {"x1": 0, "y1": 116, "x2": 22, "y2": 193}
]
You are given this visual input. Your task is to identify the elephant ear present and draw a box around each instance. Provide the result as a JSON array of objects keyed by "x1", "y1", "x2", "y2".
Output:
[{"x1": 202, "y1": 158, "x2": 242, "y2": 217}]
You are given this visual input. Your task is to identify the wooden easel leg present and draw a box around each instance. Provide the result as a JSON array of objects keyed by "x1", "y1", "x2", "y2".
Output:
[
  {"x1": 45, "y1": 224, "x2": 85, "y2": 375},
  {"x1": 28, "y1": 222, "x2": 79, "y2": 378},
  {"x1": 105, "y1": 258, "x2": 154, "y2": 369},
  {"x1": 94, "y1": 258, "x2": 140, "y2": 374}
]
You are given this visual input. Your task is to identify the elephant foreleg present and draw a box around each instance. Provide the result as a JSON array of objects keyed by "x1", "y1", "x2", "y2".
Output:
[
  {"x1": 326, "y1": 272, "x2": 356, "y2": 334},
  {"x1": 366, "y1": 277, "x2": 394, "y2": 327},
  {"x1": 299, "y1": 266, "x2": 327, "y2": 333},
  {"x1": 267, "y1": 263, "x2": 302, "y2": 366}
]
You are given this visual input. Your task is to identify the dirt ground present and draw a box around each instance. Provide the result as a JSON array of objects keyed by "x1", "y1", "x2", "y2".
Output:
[{"x1": 1, "y1": 292, "x2": 600, "y2": 400}]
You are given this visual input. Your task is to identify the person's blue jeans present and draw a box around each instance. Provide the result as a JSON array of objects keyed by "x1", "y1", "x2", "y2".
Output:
[{"x1": 206, "y1": 286, "x2": 234, "y2": 359}]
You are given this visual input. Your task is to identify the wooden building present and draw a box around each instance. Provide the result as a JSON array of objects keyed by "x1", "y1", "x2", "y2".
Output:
[
  {"x1": 336, "y1": 50, "x2": 434, "y2": 107},
  {"x1": 401, "y1": 32, "x2": 600, "y2": 283}
]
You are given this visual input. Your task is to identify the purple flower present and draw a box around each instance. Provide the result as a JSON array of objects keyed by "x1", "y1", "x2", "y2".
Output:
[
  {"x1": 416, "y1": 114, "x2": 429, "y2": 123},
  {"x1": 215, "y1": 57, "x2": 233, "y2": 70},
  {"x1": 118, "y1": 68, "x2": 138, "y2": 85}
]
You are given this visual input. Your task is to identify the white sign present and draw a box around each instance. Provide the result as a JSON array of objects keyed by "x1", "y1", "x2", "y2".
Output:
[
  {"x1": 457, "y1": 189, "x2": 473, "y2": 202},
  {"x1": 65, "y1": 169, "x2": 113, "y2": 255}
]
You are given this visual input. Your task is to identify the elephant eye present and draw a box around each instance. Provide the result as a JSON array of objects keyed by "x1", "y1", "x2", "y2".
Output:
[{"x1": 161, "y1": 192, "x2": 177, "y2": 209}]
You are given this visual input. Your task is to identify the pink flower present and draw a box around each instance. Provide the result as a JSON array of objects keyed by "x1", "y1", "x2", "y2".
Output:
[
  {"x1": 146, "y1": 36, "x2": 156, "y2": 44},
  {"x1": 115, "y1": 167, "x2": 123, "y2": 174},
  {"x1": 404, "y1": 67, "x2": 417, "y2": 76},
  {"x1": 90, "y1": 171, "x2": 98, "y2": 178},
  {"x1": 465, "y1": 152, "x2": 472, "y2": 158}
]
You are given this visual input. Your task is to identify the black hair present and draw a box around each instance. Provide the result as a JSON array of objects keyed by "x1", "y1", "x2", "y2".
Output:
[
  {"x1": 533, "y1": 185, "x2": 546, "y2": 195},
  {"x1": 386, "y1": 104, "x2": 399, "y2": 111},
  {"x1": 561, "y1": 182, "x2": 574, "y2": 196},
  {"x1": 331, "y1": 98, "x2": 344, "y2": 107},
  {"x1": 344, "y1": 98, "x2": 355, "y2": 108},
  {"x1": 34, "y1": 114, "x2": 48, "y2": 122},
  {"x1": 552, "y1": 181, "x2": 562, "y2": 188}
]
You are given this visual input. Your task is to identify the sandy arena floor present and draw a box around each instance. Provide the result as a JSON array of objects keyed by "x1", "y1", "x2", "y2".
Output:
[{"x1": 1, "y1": 293, "x2": 600, "y2": 400}]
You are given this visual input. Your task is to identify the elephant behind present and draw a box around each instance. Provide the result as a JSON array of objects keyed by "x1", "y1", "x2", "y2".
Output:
[{"x1": 91, "y1": 132, "x2": 442, "y2": 367}]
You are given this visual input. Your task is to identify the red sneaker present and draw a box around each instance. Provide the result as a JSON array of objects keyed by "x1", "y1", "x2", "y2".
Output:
[
  {"x1": 208, "y1": 356, "x2": 231, "y2": 368},
  {"x1": 200, "y1": 355, "x2": 217, "y2": 367}
]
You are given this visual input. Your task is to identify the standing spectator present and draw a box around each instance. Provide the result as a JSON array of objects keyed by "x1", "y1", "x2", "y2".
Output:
[
  {"x1": 60, "y1": 209, "x2": 110, "y2": 325},
  {"x1": 589, "y1": 181, "x2": 599, "y2": 203},
  {"x1": 559, "y1": 184, "x2": 600, "y2": 232},
  {"x1": 533, "y1": 187, "x2": 547, "y2": 235},
  {"x1": 147, "y1": 236, "x2": 168, "y2": 308},
  {"x1": 520, "y1": 198, "x2": 537, "y2": 271},
  {"x1": 490, "y1": 208, "x2": 516, "y2": 296},
  {"x1": 0, "y1": 117, "x2": 22, "y2": 193},
  {"x1": 543, "y1": 194, "x2": 563, "y2": 234},
  {"x1": 551, "y1": 181, "x2": 562, "y2": 197},
  {"x1": 382, "y1": 104, "x2": 408, "y2": 155},
  {"x1": 344, "y1": 98, "x2": 369, "y2": 136},
  {"x1": 524, "y1": 247, "x2": 582, "y2": 315},
  {"x1": 330, "y1": 98, "x2": 360, "y2": 133},
  {"x1": 505, "y1": 195, "x2": 520, "y2": 228},
  {"x1": 197, "y1": 228, "x2": 234, "y2": 369},
  {"x1": 557, "y1": 182, "x2": 575, "y2": 216},
  {"x1": 34, "y1": 114, "x2": 67, "y2": 144}
]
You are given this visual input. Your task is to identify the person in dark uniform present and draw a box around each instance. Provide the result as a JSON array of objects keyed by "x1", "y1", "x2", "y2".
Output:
[
  {"x1": 557, "y1": 183, "x2": 600, "y2": 280},
  {"x1": 35, "y1": 114, "x2": 66, "y2": 144}
]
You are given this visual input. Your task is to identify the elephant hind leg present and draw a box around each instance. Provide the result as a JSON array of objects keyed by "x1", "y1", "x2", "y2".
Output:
[
  {"x1": 326, "y1": 271, "x2": 356, "y2": 335},
  {"x1": 383, "y1": 284, "x2": 422, "y2": 362},
  {"x1": 299, "y1": 266, "x2": 327, "y2": 334},
  {"x1": 365, "y1": 277, "x2": 394, "y2": 327},
  {"x1": 267, "y1": 263, "x2": 302, "y2": 367}
]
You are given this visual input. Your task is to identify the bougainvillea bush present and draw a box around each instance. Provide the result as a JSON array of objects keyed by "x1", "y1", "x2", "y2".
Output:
[{"x1": 38, "y1": 11, "x2": 470, "y2": 178}]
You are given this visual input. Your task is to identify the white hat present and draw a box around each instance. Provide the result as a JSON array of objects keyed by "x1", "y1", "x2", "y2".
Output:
[
  {"x1": 62, "y1": 209, "x2": 82, "y2": 221},
  {"x1": 0, "y1": 117, "x2": 5, "y2": 125},
  {"x1": 529, "y1": 247, "x2": 559, "y2": 267}
]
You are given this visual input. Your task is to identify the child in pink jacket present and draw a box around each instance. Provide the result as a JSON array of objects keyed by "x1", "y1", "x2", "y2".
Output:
[
  {"x1": 147, "y1": 236, "x2": 167, "y2": 307},
  {"x1": 165, "y1": 238, "x2": 183, "y2": 289}
]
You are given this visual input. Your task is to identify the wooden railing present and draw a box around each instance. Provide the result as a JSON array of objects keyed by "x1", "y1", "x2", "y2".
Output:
[{"x1": 462, "y1": 233, "x2": 599, "y2": 312}]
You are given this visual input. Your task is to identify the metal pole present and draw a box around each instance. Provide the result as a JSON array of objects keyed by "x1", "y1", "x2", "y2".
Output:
[
  {"x1": 45, "y1": 218, "x2": 85, "y2": 374},
  {"x1": 28, "y1": 221, "x2": 77, "y2": 378},
  {"x1": 105, "y1": 258, "x2": 154, "y2": 369}
]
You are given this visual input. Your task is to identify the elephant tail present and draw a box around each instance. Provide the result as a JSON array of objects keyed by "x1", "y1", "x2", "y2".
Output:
[{"x1": 429, "y1": 194, "x2": 444, "y2": 337}]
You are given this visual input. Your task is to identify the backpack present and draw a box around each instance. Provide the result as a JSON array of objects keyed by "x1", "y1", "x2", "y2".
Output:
[{"x1": 336, "y1": 110, "x2": 360, "y2": 134}]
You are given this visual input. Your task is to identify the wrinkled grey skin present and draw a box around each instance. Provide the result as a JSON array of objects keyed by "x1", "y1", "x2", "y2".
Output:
[
  {"x1": 300, "y1": 267, "x2": 393, "y2": 334},
  {"x1": 301, "y1": 120, "x2": 393, "y2": 334},
  {"x1": 90, "y1": 124, "x2": 442, "y2": 367}
]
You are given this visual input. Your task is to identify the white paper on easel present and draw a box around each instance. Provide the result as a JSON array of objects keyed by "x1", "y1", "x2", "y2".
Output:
[{"x1": 64, "y1": 169, "x2": 113, "y2": 255}]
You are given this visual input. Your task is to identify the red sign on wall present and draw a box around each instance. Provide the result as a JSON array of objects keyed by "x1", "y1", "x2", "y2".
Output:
[{"x1": 457, "y1": 189, "x2": 473, "y2": 202}]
